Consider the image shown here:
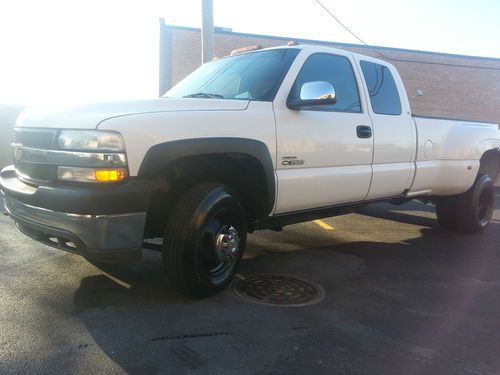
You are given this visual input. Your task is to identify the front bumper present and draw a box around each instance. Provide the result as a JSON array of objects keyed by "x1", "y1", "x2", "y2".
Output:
[{"x1": 0, "y1": 165, "x2": 152, "y2": 262}]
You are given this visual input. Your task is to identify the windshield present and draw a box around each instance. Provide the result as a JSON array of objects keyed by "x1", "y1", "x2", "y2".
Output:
[{"x1": 165, "y1": 48, "x2": 300, "y2": 101}]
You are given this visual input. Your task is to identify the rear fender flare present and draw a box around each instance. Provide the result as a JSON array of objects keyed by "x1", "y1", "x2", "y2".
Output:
[{"x1": 478, "y1": 145, "x2": 500, "y2": 182}]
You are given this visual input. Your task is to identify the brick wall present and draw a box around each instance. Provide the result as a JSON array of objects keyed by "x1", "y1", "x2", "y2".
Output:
[{"x1": 167, "y1": 26, "x2": 500, "y2": 125}]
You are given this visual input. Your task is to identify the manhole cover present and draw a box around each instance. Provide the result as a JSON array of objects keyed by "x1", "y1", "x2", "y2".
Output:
[{"x1": 232, "y1": 274, "x2": 324, "y2": 307}]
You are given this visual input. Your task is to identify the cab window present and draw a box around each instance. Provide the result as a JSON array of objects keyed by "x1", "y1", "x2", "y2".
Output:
[
  {"x1": 289, "y1": 53, "x2": 362, "y2": 113},
  {"x1": 360, "y1": 61, "x2": 402, "y2": 115}
]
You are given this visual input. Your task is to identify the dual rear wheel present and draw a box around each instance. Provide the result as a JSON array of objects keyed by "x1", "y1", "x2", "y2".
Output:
[{"x1": 436, "y1": 174, "x2": 496, "y2": 233}]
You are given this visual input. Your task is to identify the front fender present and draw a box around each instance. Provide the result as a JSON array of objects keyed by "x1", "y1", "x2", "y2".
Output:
[{"x1": 137, "y1": 137, "x2": 276, "y2": 217}]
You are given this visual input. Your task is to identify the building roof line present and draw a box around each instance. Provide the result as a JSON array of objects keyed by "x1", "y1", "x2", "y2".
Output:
[{"x1": 163, "y1": 23, "x2": 500, "y2": 64}]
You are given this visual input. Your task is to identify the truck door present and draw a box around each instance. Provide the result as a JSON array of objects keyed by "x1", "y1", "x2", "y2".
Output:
[
  {"x1": 356, "y1": 59, "x2": 416, "y2": 200},
  {"x1": 273, "y1": 51, "x2": 374, "y2": 214}
]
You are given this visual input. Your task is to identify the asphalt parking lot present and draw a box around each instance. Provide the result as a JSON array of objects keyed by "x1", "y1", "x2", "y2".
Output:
[{"x1": 0, "y1": 190, "x2": 499, "y2": 375}]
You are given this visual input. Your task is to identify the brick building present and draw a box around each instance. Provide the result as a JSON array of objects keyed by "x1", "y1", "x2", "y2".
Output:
[{"x1": 159, "y1": 22, "x2": 500, "y2": 124}]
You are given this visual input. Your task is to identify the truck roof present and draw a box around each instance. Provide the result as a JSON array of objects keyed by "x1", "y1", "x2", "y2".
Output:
[{"x1": 231, "y1": 44, "x2": 392, "y2": 68}]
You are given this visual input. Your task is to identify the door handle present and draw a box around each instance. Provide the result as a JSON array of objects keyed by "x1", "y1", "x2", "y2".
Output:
[{"x1": 357, "y1": 125, "x2": 372, "y2": 139}]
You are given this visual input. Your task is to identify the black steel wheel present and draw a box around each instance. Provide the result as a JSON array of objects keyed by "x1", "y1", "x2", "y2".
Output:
[
  {"x1": 456, "y1": 174, "x2": 495, "y2": 233},
  {"x1": 163, "y1": 183, "x2": 247, "y2": 298}
]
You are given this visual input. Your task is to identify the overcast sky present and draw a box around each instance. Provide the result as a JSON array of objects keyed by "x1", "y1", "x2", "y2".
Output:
[{"x1": 1, "y1": 0, "x2": 499, "y2": 105}]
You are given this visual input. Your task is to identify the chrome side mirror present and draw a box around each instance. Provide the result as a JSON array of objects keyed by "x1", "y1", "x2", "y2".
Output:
[{"x1": 288, "y1": 81, "x2": 337, "y2": 109}]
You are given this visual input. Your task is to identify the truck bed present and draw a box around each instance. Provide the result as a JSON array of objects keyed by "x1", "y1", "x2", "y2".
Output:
[{"x1": 409, "y1": 115, "x2": 500, "y2": 196}]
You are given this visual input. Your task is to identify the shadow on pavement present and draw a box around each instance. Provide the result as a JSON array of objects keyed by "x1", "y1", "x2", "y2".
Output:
[
  {"x1": 359, "y1": 203, "x2": 437, "y2": 228},
  {"x1": 72, "y1": 202, "x2": 500, "y2": 374}
]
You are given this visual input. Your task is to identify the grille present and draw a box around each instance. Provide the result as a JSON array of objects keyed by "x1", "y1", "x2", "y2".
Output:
[
  {"x1": 13, "y1": 128, "x2": 55, "y2": 149},
  {"x1": 13, "y1": 129, "x2": 57, "y2": 183},
  {"x1": 15, "y1": 162, "x2": 52, "y2": 182}
]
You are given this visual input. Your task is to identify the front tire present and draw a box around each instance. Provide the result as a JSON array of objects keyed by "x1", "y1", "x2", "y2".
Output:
[{"x1": 163, "y1": 183, "x2": 247, "y2": 298}]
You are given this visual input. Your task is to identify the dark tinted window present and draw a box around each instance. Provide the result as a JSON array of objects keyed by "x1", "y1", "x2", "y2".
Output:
[
  {"x1": 360, "y1": 61, "x2": 402, "y2": 115},
  {"x1": 289, "y1": 53, "x2": 361, "y2": 113}
]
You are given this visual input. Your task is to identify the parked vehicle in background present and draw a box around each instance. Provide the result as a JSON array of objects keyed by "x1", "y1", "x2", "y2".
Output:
[{"x1": 1, "y1": 45, "x2": 499, "y2": 297}]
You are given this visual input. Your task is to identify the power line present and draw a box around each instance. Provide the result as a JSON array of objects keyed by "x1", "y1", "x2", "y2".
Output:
[
  {"x1": 313, "y1": 0, "x2": 371, "y2": 47},
  {"x1": 313, "y1": 0, "x2": 407, "y2": 62},
  {"x1": 313, "y1": 0, "x2": 500, "y2": 71}
]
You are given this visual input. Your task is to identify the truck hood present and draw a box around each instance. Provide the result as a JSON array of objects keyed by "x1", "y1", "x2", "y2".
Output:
[{"x1": 15, "y1": 98, "x2": 250, "y2": 129}]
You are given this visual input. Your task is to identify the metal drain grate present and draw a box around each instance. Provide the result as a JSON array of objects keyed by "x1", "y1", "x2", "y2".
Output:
[{"x1": 232, "y1": 274, "x2": 325, "y2": 307}]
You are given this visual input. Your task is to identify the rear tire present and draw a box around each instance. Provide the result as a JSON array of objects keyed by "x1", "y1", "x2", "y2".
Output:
[
  {"x1": 163, "y1": 183, "x2": 247, "y2": 298},
  {"x1": 456, "y1": 174, "x2": 495, "y2": 233}
]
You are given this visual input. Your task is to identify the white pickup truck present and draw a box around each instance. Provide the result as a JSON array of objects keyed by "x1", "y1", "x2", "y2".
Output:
[{"x1": 1, "y1": 45, "x2": 499, "y2": 297}]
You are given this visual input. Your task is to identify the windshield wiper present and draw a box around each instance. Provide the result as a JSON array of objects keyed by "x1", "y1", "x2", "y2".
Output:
[{"x1": 183, "y1": 92, "x2": 224, "y2": 99}]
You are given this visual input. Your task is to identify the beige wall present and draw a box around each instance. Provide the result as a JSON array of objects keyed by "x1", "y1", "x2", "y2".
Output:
[{"x1": 168, "y1": 27, "x2": 500, "y2": 125}]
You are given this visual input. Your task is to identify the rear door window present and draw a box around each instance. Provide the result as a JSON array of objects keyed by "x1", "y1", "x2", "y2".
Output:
[{"x1": 360, "y1": 61, "x2": 402, "y2": 115}]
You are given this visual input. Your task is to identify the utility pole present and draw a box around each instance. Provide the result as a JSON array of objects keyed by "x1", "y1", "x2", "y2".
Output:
[
  {"x1": 201, "y1": 0, "x2": 214, "y2": 63},
  {"x1": 158, "y1": 18, "x2": 172, "y2": 96}
]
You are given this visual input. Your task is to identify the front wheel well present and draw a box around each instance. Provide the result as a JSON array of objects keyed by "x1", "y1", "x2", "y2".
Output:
[{"x1": 143, "y1": 153, "x2": 272, "y2": 238}]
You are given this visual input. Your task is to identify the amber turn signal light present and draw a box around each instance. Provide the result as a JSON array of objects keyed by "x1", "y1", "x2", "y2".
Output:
[{"x1": 94, "y1": 168, "x2": 128, "y2": 182}]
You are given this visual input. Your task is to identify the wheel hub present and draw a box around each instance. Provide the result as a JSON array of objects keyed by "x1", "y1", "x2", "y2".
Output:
[{"x1": 215, "y1": 226, "x2": 240, "y2": 262}]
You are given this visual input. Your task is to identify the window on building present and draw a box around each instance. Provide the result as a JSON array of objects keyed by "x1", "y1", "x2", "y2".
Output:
[
  {"x1": 360, "y1": 61, "x2": 402, "y2": 115},
  {"x1": 289, "y1": 53, "x2": 361, "y2": 113}
]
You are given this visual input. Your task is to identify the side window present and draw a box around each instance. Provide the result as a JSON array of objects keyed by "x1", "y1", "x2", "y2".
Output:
[
  {"x1": 289, "y1": 53, "x2": 361, "y2": 113},
  {"x1": 360, "y1": 61, "x2": 402, "y2": 115}
]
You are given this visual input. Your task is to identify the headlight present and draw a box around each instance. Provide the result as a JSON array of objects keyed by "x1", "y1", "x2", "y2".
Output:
[
  {"x1": 56, "y1": 130, "x2": 127, "y2": 183},
  {"x1": 58, "y1": 130, "x2": 125, "y2": 151}
]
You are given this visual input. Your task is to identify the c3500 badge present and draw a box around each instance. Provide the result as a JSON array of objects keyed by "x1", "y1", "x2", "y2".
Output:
[{"x1": 281, "y1": 157, "x2": 305, "y2": 166}]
